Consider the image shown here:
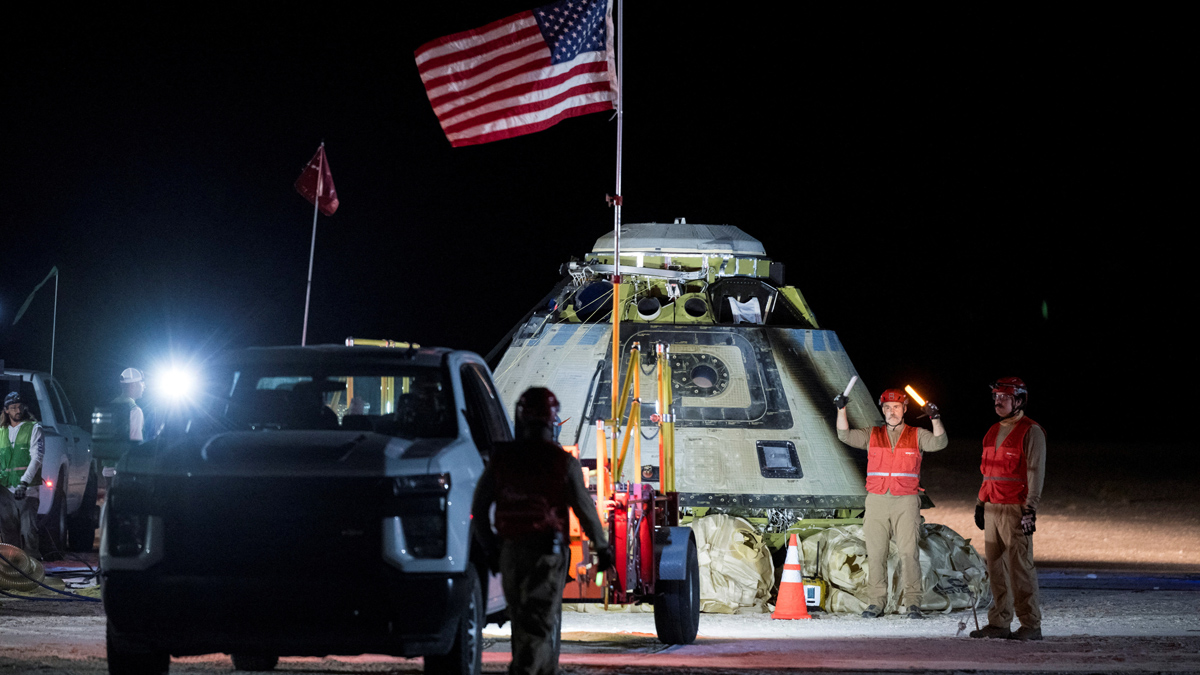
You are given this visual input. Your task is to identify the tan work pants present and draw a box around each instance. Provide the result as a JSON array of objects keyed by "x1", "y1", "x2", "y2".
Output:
[
  {"x1": 500, "y1": 537, "x2": 568, "y2": 675},
  {"x1": 863, "y1": 492, "x2": 923, "y2": 610},
  {"x1": 984, "y1": 502, "x2": 1041, "y2": 630}
]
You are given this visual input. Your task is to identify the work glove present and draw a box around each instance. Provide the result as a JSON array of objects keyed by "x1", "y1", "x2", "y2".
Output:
[
  {"x1": 595, "y1": 544, "x2": 616, "y2": 573},
  {"x1": 974, "y1": 503, "x2": 985, "y2": 530},
  {"x1": 833, "y1": 394, "x2": 849, "y2": 409},
  {"x1": 923, "y1": 401, "x2": 941, "y2": 420},
  {"x1": 1021, "y1": 507, "x2": 1036, "y2": 536},
  {"x1": 13, "y1": 481, "x2": 28, "y2": 500}
]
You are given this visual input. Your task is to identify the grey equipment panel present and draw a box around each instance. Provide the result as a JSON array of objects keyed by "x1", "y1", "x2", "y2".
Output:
[{"x1": 589, "y1": 325, "x2": 793, "y2": 430}]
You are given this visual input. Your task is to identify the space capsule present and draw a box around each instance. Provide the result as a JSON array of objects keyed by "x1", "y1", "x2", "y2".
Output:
[{"x1": 488, "y1": 221, "x2": 886, "y2": 540}]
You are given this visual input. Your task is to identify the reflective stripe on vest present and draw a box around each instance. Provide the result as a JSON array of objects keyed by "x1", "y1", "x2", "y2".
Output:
[
  {"x1": 865, "y1": 425, "x2": 922, "y2": 496},
  {"x1": 978, "y1": 415, "x2": 1041, "y2": 504},
  {"x1": 0, "y1": 422, "x2": 35, "y2": 488}
]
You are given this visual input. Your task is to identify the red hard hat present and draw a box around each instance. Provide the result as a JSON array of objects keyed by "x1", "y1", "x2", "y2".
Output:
[
  {"x1": 515, "y1": 387, "x2": 561, "y2": 425},
  {"x1": 878, "y1": 388, "x2": 908, "y2": 406},
  {"x1": 991, "y1": 377, "x2": 1028, "y2": 398}
]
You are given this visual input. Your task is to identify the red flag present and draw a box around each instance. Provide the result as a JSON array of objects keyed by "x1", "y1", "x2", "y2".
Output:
[{"x1": 295, "y1": 145, "x2": 339, "y2": 216}]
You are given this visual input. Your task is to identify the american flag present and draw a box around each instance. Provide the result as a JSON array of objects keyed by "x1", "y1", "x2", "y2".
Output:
[{"x1": 415, "y1": 0, "x2": 617, "y2": 147}]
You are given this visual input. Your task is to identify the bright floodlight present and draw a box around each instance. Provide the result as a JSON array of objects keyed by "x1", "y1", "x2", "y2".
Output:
[{"x1": 161, "y1": 367, "x2": 198, "y2": 401}]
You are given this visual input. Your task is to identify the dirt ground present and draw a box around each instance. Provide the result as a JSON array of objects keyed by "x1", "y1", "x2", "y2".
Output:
[
  {"x1": 921, "y1": 439, "x2": 1200, "y2": 572},
  {"x1": 3, "y1": 582, "x2": 1200, "y2": 673},
  {"x1": 2, "y1": 439, "x2": 1197, "y2": 673}
]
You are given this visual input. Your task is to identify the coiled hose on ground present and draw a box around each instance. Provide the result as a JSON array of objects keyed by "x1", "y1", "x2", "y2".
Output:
[
  {"x1": 0, "y1": 542, "x2": 100, "y2": 602},
  {"x1": 0, "y1": 542, "x2": 46, "y2": 592}
]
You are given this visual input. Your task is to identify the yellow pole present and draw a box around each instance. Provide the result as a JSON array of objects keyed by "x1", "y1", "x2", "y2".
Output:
[
  {"x1": 615, "y1": 346, "x2": 639, "y2": 428},
  {"x1": 611, "y1": 277, "x2": 621, "y2": 450},
  {"x1": 632, "y1": 344, "x2": 642, "y2": 490},
  {"x1": 655, "y1": 343, "x2": 666, "y2": 491},
  {"x1": 661, "y1": 344, "x2": 676, "y2": 493},
  {"x1": 615, "y1": 400, "x2": 639, "y2": 480},
  {"x1": 344, "y1": 338, "x2": 418, "y2": 348},
  {"x1": 595, "y1": 420, "x2": 609, "y2": 526}
]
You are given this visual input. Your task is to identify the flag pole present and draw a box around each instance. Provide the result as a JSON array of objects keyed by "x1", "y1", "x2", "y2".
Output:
[
  {"x1": 609, "y1": 0, "x2": 625, "y2": 476},
  {"x1": 301, "y1": 143, "x2": 323, "y2": 346},
  {"x1": 50, "y1": 271, "x2": 58, "y2": 380}
]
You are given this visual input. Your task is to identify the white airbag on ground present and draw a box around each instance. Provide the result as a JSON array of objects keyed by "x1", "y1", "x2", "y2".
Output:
[
  {"x1": 690, "y1": 514, "x2": 775, "y2": 613},
  {"x1": 800, "y1": 523, "x2": 990, "y2": 614}
]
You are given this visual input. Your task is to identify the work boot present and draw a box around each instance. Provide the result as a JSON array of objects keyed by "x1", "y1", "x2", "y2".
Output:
[
  {"x1": 969, "y1": 624, "x2": 1012, "y2": 639},
  {"x1": 861, "y1": 605, "x2": 882, "y2": 618},
  {"x1": 1009, "y1": 625, "x2": 1043, "y2": 641},
  {"x1": 906, "y1": 605, "x2": 924, "y2": 619}
]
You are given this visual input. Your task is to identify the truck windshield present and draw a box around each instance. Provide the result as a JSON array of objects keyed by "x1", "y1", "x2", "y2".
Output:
[{"x1": 219, "y1": 365, "x2": 457, "y2": 438}]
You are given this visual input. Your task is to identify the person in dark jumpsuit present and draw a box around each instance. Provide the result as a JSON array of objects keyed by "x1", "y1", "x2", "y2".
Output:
[{"x1": 472, "y1": 387, "x2": 614, "y2": 675}]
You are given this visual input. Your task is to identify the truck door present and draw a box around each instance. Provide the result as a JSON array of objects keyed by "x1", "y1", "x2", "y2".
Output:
[
  {"x1": 458, "y1": 361, "x2": 513, "y2": 616},
  {"x1": 47, "y1": 377, "x2": 90, "y2": 510},
  {"x1": 459, "y1": 362, "x2": 513, "y2": 460}
]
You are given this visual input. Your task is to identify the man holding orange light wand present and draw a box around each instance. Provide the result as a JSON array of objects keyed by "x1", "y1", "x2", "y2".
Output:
[{"x1": 835, "y1": 382, "x2": 947, "y2": 619}]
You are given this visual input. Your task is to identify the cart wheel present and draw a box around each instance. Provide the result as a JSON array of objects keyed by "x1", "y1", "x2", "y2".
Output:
[{"x1": 654, "y1": 533, "x2": 700, "y2": 645}]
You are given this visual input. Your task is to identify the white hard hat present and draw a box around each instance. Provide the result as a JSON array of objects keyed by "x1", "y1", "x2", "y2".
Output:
[{"x1": 120, "y1": 368, "x2": 144, "y2": 384}]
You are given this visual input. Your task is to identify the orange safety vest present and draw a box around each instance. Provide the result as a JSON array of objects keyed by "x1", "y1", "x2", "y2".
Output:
[
  {"x1": 978, "y1": 416, "x2": 1042, "y2": 504},
  {"x1": 866, "y1": 425, "x2": 922, "y2": 496},
  {"x1": 492, "y1": 439, "x2": 571, "y2": 538}
]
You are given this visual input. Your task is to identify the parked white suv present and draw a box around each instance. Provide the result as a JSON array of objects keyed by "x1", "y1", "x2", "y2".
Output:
[
  {"x1": 101, "y1": 345, "x2": 512, "y2": 674},
  {"x1": 1, "y1": 367, "x2": 99, "y2": 555}
]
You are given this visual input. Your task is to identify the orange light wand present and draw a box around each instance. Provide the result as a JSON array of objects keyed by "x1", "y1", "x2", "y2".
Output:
[{"x1": 904, "y1": 385, "x2": 926, "y2": 407}]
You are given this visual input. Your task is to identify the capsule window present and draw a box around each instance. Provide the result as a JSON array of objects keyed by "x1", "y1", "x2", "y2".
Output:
[{"x1": 756, "y1": 440, "x2": 802, "y2": 478}]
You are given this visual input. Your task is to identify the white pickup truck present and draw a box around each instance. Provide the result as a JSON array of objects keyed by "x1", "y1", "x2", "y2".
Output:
[
  {"x1": 1, "y1": 366, "x2": 99, "y2": 555},
  {"x1": 102, "y1": 344, "x2": 510, "y2": 674}
]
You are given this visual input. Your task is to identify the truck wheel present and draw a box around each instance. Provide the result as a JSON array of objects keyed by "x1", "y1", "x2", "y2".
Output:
[
  {"x1": 67, "y1": 463, "x2": 99, "y2": 552},
  {"x1": 231, "y1": 654, "x2": 279, "y2": 671},
  {"x1": 106, "y1": 620, "x2": 169, "y2": 674},
  {"x1": 654, "y1": 534, "x2": 700, "y2": 645},
  {"x1": 37, "y1": 473, "x2": 68, "y2": 561},
  {"x1": 424, "y1": 565, "x2": 483, "y2": 675}
]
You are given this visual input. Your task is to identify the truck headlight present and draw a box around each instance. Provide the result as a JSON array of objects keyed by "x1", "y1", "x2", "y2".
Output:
[
  {"x1": 106, "y1": 474, "x2": 156, "y2": 558},
  {"x1": 392, "y1": 474, "x2": 450, "y2": 494},
  {"x1": 390, "y1": 474, "x2": 450, "y2": 559},
  {"x1": 110, "y1": 513, "x2": 149, "y2": 557}
]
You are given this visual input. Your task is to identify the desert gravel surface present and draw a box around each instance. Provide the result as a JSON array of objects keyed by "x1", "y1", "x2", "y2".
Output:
[
  {"x1": 2, "y1": 440, "x2": 1196, "y2": 673},
  {"x1": 3, "y1": 583, "x2": 1200, "y2": 673}
]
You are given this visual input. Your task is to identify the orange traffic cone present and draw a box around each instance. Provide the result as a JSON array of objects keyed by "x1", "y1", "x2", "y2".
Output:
[{"x1": 772, "y1": 533, "x2": 812, "y2": 620}]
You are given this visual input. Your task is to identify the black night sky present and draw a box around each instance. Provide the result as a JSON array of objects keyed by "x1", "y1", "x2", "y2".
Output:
[{"x1": 4, "y1": 7, "x2": 1188, "y2": 444}]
